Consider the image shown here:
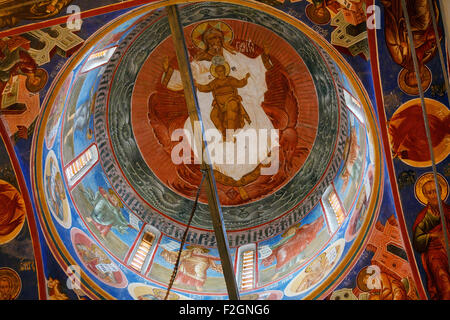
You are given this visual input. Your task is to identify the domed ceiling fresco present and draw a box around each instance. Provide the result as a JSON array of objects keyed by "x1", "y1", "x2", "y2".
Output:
[
  {"x1": 31, "y1": 0, "x2": 381, "y2": 300},
  {"x1": 0, "y1": 0, "x2": 448, "y2": 302}
]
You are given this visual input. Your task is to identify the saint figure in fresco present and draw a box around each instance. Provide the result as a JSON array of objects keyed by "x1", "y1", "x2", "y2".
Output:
[
  {"x1": 75, "y1": 243, "x2": 120, "y2": 285},
  {"x1": 381, "y1": 0, "x2": 440, "y2": 94},
  {"x1": 412, "y1": 175, "x2": 450, "y2": 300},
  {"x1": 161, "y1": 245, "x2": 223, "y2": 291},
  {"x1": 0, "y1": 276, "x2": 14, "y2": 300},
  {"x1": 47, "y1": 277, "x2": 69, "y2": 300},
  {"x1": 0, "y1": 268, "x2": 21, "y2": 300},
  {"x1": 83, "y1": 187, "x2": 130, "y2": 237},
  {"x1": 262, "y1": 215, "x2": 324, "y2": 279},
  {"x1": 195, "y1": 61, "x2": 252, "y2": 140},
  {"x1": 64, "y1": 85, "x2": 96, "y2": 143},
  {"x1": 295, "y1": 251, "x2": 332, "y2": 293}
]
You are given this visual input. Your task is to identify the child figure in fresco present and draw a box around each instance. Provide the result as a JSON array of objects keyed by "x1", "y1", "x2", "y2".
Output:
[{"x1": 195, "y1": 62, "x2": 252, "y2": 140}]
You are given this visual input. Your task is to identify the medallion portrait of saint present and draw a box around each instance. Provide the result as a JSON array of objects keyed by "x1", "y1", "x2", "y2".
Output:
[
  {"x1": 71, "y1": 228, "x2": 128, "y2": 288},
  {"x1": 284, "y1": 239, "x2": 345, "y2": 297},
  {"x1": 381, "y1": 0, "x2": 441, "y2": 95},
  {"x1": 261, "y1": 215, "x2": 325, "y2": 281},
  {"x1": 160, "y1": 245, "x2": 223, "y2": 292},
  {"x1": 0, "y1": 268, "x2": 21, "y2": 300}
]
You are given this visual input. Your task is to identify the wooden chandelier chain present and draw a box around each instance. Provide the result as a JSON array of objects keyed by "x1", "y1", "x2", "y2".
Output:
[{"x1": 164, "y1": 169, "x2": 207, "y2": 300}]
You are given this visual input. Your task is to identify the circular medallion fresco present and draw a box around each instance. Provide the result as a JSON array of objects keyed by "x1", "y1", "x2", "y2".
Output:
[
  {"x1": 388, "y1": 98, "x2": 450, "y2": 167},
  {"x1": 71, "y1": 228, "x2": 128, "y2": 288},
  {"x1": 0, "y1": 267, "x2": 21, "y2": 300}
]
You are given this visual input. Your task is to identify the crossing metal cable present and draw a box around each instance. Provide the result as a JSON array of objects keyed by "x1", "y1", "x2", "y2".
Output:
[{"x1": 164, "y1": 169, "x2": 206, "y2": 300}]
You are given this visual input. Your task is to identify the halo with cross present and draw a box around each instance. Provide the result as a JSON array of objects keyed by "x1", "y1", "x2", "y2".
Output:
[{"x1": 191, "y1": 21, "x2": 234, "y2": 50}]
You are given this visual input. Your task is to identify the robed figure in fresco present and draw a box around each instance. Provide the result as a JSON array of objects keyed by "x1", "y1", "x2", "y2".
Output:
[
  {"x1": 412, "y1": 174, "x2": 450, "y2": 300},
  {"x1": 381, "y1": 0, "x2": 440, "y2": 95},
  {"x1": 161, "y1": 245, "x2": 223, "y2": 291},
  {"x1": 45, "y1": 156, "x2": 66, "y2": 221},
  {"x1": 262, "y1": 215, "x2": 324, "y2": 279}
]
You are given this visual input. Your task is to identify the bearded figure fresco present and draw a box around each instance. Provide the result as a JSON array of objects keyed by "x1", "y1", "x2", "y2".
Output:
[
  {"x1": 413, "y1": 173, "x2": 450, "y2": 300},
  {"x1": 0, "y1": 268, "x2": 21, "y2": 300},
  {"x1": 261, "y1": 215, "x2": 325, "y2": 279}
]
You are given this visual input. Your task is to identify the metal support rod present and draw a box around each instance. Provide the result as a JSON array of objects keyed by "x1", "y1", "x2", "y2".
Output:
[
  {"x1": 401, "y1": 0, "x2": 450, "y2": 272},
  {"x1": 428, "y1": 0, "x2": 450, "y2": 107},
  {"x1": 165, "y1": 4, "x2": 240, "y2": 300}
]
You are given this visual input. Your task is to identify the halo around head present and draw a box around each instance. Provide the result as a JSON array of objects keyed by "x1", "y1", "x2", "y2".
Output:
[
  {"x1": 191, "y1": 21, "x2": 234, "y2": 50},
  {"x1": 210, "y1": 62, "x2": 230, "y2": 78},
  {"x1": 26, "y1": 68, "x2": 48, "y2": 93},
  {"x1": 414, "y1": 172, "x2": 449, "y2": 205}
]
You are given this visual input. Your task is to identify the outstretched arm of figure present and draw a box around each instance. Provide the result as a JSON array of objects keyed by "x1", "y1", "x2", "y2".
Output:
[
  {"x1": 161, "y1": 249, "x2": 178, "y2": 265},
  {"x1": 231, "y1": 73, "x2": 251, "y2": 88},
  {"x1": 210, "y1": 260, "x2": 223, "y2": 274},
  {"x1": 195, "y1": 81, "x2": 213, "y2": 92}
]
